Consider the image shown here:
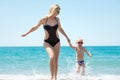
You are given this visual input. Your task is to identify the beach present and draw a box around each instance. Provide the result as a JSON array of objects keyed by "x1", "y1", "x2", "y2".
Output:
[{"x1": 0, "y1": 46, "x2": 120, "y2": 80}]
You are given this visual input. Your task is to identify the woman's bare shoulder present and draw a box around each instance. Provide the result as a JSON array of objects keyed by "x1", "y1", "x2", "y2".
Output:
[
  {"x1": 38, "y1": 16, "x2": 48, "y2": 24},
  {"x1": 56, "y1": 17, "x2": 60, "y2": 21},
  {"x1": 41, "y1": 16, "x2": 48, "y2": 20}
]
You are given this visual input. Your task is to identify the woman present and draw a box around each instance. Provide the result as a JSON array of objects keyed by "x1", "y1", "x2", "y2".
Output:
[{"x1": 22, "y1": 4, "x2": 70, "y2": 80}]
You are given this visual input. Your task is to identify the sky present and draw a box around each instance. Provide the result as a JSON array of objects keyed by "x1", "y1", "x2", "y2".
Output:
[{"x1": 0, "y1": 0, "x2": 120, "y2": 46}]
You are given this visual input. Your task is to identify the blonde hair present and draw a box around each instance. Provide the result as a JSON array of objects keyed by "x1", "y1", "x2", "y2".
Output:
[
  {"x1": 48, "y1": 4, "x2": 60, "y2": 16},
  {"x1": 76, "y1": 37, "x2": 83, "y2": 43}
]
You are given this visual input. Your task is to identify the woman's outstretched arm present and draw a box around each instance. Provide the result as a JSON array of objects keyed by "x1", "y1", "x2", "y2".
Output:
[{"x1": 22, "y1": 17, "x2": 45, "y2": 37}]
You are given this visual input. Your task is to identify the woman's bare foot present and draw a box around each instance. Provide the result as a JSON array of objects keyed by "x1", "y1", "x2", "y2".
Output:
[{"x1": 48, "y1": 76, "x2": 53, "y2": 80}]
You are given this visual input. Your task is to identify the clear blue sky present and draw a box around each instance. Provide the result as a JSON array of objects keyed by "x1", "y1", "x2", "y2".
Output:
[{"x1": 0, "y1": 0, "x2": 120, "y2": 46}]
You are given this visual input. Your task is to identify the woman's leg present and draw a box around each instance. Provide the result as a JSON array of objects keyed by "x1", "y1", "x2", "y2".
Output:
[
  {"x1": 44, "y1": 42, "x2": 55, "y2": 80},
  {"x1": 53, "y1": 42, "x2": 60, "y2": 80}
]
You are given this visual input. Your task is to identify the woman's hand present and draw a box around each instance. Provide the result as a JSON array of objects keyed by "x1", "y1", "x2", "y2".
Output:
[{"x1": 21, "y1": 33, "x2": 27, "y2": 37}]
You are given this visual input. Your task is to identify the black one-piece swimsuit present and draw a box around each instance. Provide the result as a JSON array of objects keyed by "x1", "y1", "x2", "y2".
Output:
[{"x1": 43, "y1": 18, "x2": 60, "y2": 47}]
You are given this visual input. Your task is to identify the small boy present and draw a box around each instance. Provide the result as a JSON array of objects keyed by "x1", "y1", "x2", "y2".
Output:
[{"x1": 69, "y1": 37, "x2": 92, "y2": 75}]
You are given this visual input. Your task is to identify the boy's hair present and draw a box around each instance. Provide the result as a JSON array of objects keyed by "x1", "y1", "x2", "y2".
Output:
[{"x1": 76, "y1": 37, "x2": 83, "y2": 44}]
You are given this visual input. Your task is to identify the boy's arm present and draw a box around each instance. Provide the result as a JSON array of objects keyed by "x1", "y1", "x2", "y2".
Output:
[{"x1": 84, "y1": 48, "x2": 92, "y2": 57}]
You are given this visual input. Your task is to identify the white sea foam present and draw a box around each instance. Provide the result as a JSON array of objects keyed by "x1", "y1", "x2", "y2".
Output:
[{"x1": 0, "y1": 74, "x2": 120, "y2": 80}]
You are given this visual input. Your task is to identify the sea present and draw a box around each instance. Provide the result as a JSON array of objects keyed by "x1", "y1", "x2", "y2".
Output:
[{"x1": 0, "y1": 46, "x2": 120, "y2": 80}]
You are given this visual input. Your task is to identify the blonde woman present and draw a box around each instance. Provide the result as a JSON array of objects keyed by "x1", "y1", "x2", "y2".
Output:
[{"x1": 22, "y1": 4, "x2": 70, "y2": 80}]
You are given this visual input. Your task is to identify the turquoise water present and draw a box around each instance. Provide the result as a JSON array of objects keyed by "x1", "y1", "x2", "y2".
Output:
[{"x1": 0, "y1": 46, "x2": 120, "y2": 80}]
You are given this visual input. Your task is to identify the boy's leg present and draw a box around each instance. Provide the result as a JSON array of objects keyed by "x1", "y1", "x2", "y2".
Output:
[
  {"x1": 81, "y1": 62, "x2": 85, "y2": 76},
  {"x1": 76, "y1": 62, "x2": 80, "y2": 73},
  {"x1": 75, "y1": 63, "x2": 80, "y2": 80}
]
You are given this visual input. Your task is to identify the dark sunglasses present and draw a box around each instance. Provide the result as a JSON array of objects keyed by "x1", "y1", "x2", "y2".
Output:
[
  {"x1": 56, "y1": 10, "x2": 60, "y2": 14},
  {"x1": 55, "y1": 8, "x2": 60, "y2": 14},
  {"x1": 77, "y1": 42, "x2": 83, "y2": 44}
]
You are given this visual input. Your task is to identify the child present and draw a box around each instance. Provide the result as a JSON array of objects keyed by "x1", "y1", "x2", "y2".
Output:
[{"x1": 69, "y1": 37, "x2": 92, "y2": 76}]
